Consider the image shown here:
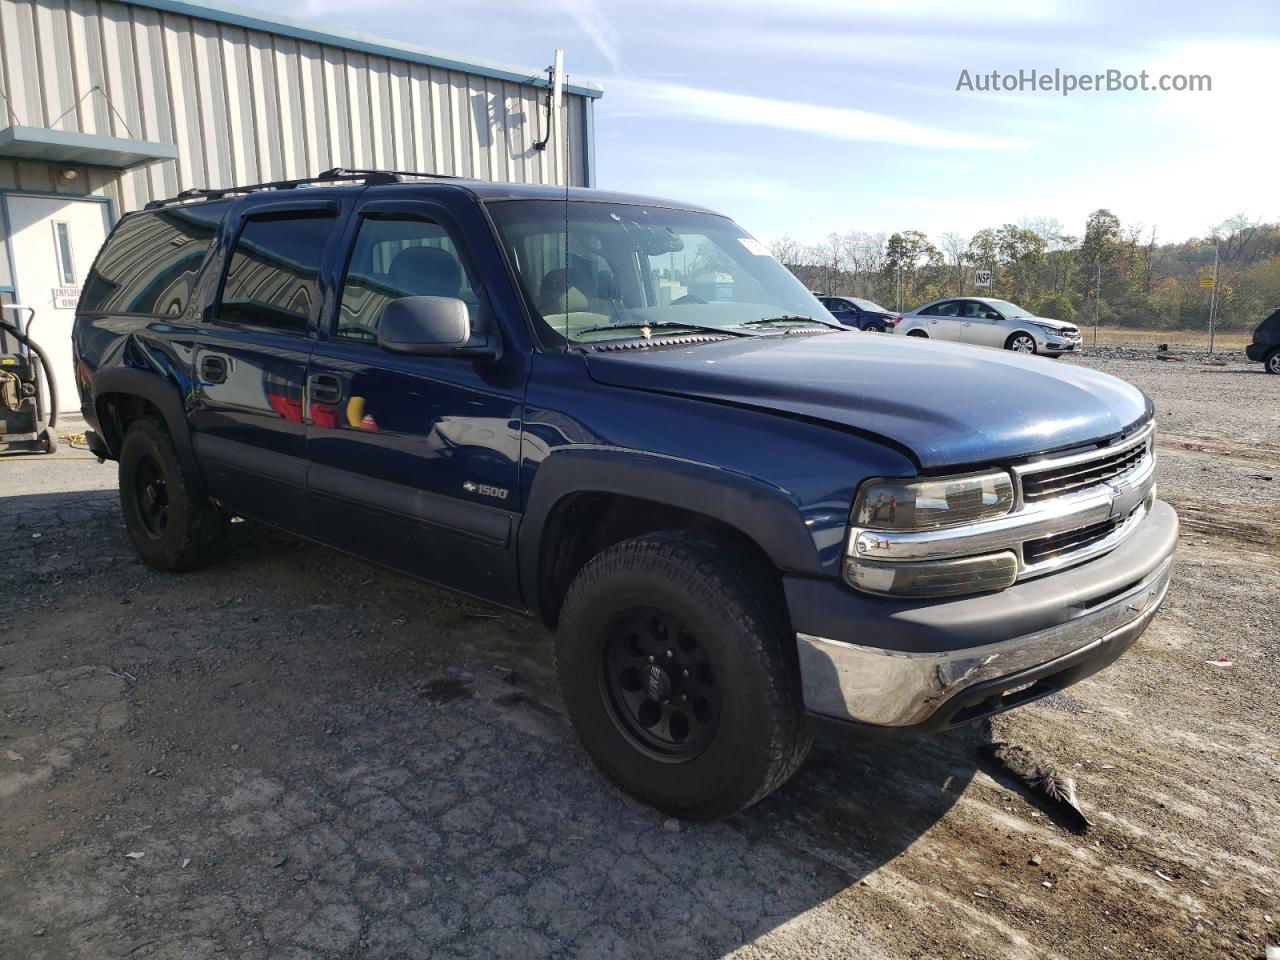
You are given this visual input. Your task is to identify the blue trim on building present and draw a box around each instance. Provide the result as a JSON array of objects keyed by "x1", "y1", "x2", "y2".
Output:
[
  {"x1": 0, "y1": 126, "x2": 179, "y2": 169},
  {"x1": 126, "y1": 0, "x2": 604, "y2": 100}
]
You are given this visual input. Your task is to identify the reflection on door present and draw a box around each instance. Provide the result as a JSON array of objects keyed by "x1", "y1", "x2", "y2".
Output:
[{"x1": 3, "y1": 195, "x2": 111, "y2": 412}]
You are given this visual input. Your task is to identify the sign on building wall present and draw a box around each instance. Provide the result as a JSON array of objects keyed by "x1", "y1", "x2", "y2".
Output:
[{"x1": 51, "y1": 287, "x2": 81, "y2": 309}]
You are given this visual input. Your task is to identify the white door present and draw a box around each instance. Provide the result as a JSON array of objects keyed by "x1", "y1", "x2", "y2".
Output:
[{"x1": 4, "y1": 195, "x2": 111, "y2": 413}]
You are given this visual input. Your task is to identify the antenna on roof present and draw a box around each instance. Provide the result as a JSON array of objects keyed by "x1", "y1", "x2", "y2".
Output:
[{"x1": 534, "y1": 48, "x2": 563, "y2": 152}]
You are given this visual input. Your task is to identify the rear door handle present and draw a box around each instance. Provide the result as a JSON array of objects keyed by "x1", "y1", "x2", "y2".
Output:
[
  {"x1": 199, "y1": 354, "x2": 227, "y2": 384},
  {"x1": 309, "y1": 373, "x2": 343, "y2": 405}
]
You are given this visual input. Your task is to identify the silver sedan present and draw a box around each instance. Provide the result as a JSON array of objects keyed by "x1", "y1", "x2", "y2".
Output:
[{"x1": 895, "y1": 297, "x2": 1082, "y2": 357}]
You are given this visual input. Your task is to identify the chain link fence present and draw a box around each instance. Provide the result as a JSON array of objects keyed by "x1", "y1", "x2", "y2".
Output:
[{"x1": 777, "y1": 228, "x2": 1280, "y2": 354}]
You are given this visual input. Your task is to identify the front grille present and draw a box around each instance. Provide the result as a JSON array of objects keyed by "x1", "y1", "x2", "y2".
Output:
[
  {"x1": 1023, "y1": 516, "x2": 1121, "y2": 565},
  {"x1": 1021, "y1": 441, "x2": 1147, "y2": 502}
]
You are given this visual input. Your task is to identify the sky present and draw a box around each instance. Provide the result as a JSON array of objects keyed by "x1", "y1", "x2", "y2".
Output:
[{"x1": 289, "y1": 0, "x2": 1279, "y2": 247}]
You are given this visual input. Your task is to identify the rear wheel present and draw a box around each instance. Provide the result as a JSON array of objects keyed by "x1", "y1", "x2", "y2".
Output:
[
  {"x1": 1266, "y1": 348, "x2": 1280, "y2": 374},
  {"x1": 119, "y1": 417, "x2": 228, "y2": 571},
  {"x1": 906, "y1": 329, "x2": 929, "y2": 338},
  {"x1": 864, "y1": 323, "x2": 886, "y2": 333},
  {"x1": 556, "y1": 532, "x2": 811, "y2": 820},
  {"x1": 1006, "y1": 332, "x2": 1038, "y2": 354}
]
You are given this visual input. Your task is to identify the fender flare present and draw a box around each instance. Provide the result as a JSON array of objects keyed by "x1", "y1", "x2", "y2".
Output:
[
  {"x1": 92, "y1": 366, "x2": 206, "y2": 498},
  {"x1": 519, "y1": 448, "x2": 823, "y2": 621}
]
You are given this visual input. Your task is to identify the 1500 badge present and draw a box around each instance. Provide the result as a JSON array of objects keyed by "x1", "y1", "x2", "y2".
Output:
[{"x1": 462, "y1": 481, "x2": 509, "y2": 500}]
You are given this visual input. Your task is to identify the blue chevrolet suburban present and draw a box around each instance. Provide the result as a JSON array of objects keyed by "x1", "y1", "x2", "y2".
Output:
[{"x1": 73, "y1": 169, "x2": 1177, "y2": 819}]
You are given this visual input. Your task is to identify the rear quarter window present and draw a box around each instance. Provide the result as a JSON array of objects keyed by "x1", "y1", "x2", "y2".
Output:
[{"x1": 80, "y1": 204, "x2": 225, "y2": 316}]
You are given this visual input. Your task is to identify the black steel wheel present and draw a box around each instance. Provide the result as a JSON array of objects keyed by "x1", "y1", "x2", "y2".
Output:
[
  {"x1": 132, "y1": 453, "x2": 170, "y2": 539},
  {"x1": 557, "y1": 531, "x2": 811, "y2": 820},
  {"x1": 601, "y1": 606, "x2": 720, "y2": 761},
  {"x1": 118, "y1": 416, "x2": 228, "y2": 571}
]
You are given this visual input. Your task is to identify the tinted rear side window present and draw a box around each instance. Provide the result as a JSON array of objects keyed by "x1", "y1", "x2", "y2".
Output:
[
  {"x1": 217, "y1": 213, "x2": 337, "y2": 334},
  {"x1": 80, "y1": 204, "x2": 225, "y2": 316}
]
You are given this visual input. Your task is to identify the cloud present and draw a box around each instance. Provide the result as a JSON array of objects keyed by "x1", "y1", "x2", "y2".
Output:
[
  {"x1": 555, "y1": 0, "x2": 624, "y2": 72},
  {"x1": 610, "y1": 80, "x2": 1027, "y2": 150}
]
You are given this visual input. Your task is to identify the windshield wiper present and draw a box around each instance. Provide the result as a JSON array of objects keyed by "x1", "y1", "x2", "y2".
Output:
[
  {"x1": 741, "y1": 315, "x2": 843, "y2": 330},
  {"x1": 573, "y1": 321, "x2": 752, "y2": 339}
]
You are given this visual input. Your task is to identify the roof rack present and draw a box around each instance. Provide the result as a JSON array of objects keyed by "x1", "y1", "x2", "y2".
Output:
[{"x1": 142, "y1": 167, "x2": 460, "y2": 210}]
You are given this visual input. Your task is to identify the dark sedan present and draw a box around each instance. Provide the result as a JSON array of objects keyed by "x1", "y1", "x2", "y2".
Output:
[
  {"x1": 1245, "y1": 307, "x2": 1280, "y2": 374},
  {"x1": 817, "y1": 295, "x2": 902, "y2": 332}
]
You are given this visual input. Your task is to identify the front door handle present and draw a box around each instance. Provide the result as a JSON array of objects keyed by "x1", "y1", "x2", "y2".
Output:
[
  {"x1": 199, "y1": 354, "x2": 227, "y2": 384},
  {"x1": 309, "y1": 373, "x2": 343, "y2": 405}
]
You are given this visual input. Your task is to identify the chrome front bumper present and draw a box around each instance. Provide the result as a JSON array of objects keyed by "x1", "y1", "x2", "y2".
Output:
[{"x1": 797, "y1": 503, "x2": 1176, "y2": 728}]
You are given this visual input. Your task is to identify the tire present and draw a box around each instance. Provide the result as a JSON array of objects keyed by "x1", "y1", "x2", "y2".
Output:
[
  {"x1": 1006, "y1": 332, "x2": 1038, "y2": 354},
  {"x1": 864, "y1": 324, "x2": 885, "y2": 333},
  {"x1": 40, "y1": 429, "x2": 58, "y2": 455},
  {"x1": 1266, "y1": 348, "x2": 1280, "y2": 374},
  {"x1": 118, "y1": 416, "x2": 228, "y2": 571},
  {"x1": 906, "y1": 329, "x2": 928, "y2": 338},
  {"x1": 556, "y1": 532, "x2": 812, "y2": 820}
]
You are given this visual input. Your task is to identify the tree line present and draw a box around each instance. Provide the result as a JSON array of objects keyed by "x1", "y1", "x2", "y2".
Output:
[{"x1": 770, "y1": 212, "x2": 1280, "y2": 331}]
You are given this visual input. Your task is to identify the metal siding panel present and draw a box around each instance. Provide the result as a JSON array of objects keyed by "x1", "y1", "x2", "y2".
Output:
[
  {"x1": 297, "y1": 40, "x2": 327, "y2": 172},
  {"x1": 99, "y1": 1, "x2": 143, "y2": 139},
  {"x1": 245, "y1": 29, "x2": 280, "y2": 180},
  {"x1": 69, "y1": 0, "x2": 112, "y2": 133},
  {"x1": 448, "y1": 71, "x2": 472, "y2": 179},
  {"x1": 218, "y1": 24, "x2": 256, "y2": 183},
  {"x1": 388, "y1": 59, "x2": 410, "y2": 170},
  {"x1": 344, "y1": 50, "x2": 368, "y2": 167},
  {"x1": 427, "y1": 66, "x2": 447, "y2": 174},
  {"x1": 407, "y1": 63, "x2": 429, "y2": 171},
  {"x1": 33, "y1": 1, "x2": 76, "y2": 130},
  {"x1": 127, "y1": 6, "x2": 172, "y2": 200},
  {"x1": 0, "y1": 0, "x2": 41, "y2": 126},
  {"x1": 190, "y1": 17, "x2": 230, "y2": 186},
  {"x1": 321, "y1": 44, "x2": 348, "y2": 167},
  {"x1": 364, "y1": 54, "x2": 387, "y2": 169},
  {"x1": 567, "y1": 92, "x2": 583, "y2": 186},
  {"x1": 160, "y1": 11, "x2": 202, "y2": 190},
  {"x1": 272, "y1": 36, "x2": 304, "y2": 178}
]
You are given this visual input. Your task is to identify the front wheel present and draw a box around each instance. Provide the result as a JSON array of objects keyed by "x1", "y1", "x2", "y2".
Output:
[
  {"x1": 1006, "y1": 332, "x2": 1038, "y2": 354},
  {"x1": 556, "y1": 532, "x2": 811, "y2": 820},
  {"x1": 1266, "y1": 348, "x2": 1280, "y2": 374}
]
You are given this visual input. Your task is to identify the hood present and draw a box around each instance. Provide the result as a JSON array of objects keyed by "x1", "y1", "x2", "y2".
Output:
[
  {"x1": 584, "y1": 332, "x2": 1150, "y2": 469},
  {"x1": 1028, "y1": 316, "x2": 1078, "y2": 331}
]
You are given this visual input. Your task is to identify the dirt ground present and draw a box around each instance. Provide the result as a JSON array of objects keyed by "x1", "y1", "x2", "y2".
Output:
[{"x1": 1, "y1": 347, "x2": 1277, "y2": 960}]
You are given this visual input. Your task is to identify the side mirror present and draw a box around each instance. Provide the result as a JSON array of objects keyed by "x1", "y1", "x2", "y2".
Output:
[
  {"x1": 377, "y1": 296, "x2": 497, "y2": 360},
  {"x1": 986, "y1": 311, "x2": 1000, "y2": 320}
]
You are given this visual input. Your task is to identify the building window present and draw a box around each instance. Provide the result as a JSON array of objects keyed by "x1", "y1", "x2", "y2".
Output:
[{"x1": 52, "y1": 221, "x2": 76, "y2": 285}]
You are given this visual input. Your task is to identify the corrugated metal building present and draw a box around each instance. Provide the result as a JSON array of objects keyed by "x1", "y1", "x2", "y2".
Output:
[{"x1": 0, "y1": 0, "x2": 601, "y2": 409}]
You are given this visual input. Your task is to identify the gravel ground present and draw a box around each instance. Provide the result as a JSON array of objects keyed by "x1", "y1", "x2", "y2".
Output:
[{"x1": 1, "y1": 351, "x2": 1277, "y2": 960}]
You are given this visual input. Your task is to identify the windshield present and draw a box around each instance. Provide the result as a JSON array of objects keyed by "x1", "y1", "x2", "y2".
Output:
[
  {"x1": 851, "y1": 298, "x2": 887, "y2": 313},
  {"x1": 487, "y1": 200, "x2": 829, "y2": 343},
  {"x1": 986, "y1": 299, "x2": 1033, "y2": 318}
]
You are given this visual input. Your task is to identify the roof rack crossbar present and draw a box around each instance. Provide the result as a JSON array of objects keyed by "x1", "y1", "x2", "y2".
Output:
[{"x1": 141, "y1": 167, "x2": 460, "y2": 209}]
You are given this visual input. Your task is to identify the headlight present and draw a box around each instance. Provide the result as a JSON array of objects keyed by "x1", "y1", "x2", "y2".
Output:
[
  {"x1": 851, "y1": 471, "x2": 1015, "y2": 532},
  {"x1": 1032, "y1": 322, "x2": 1062, "y2": 337}
]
